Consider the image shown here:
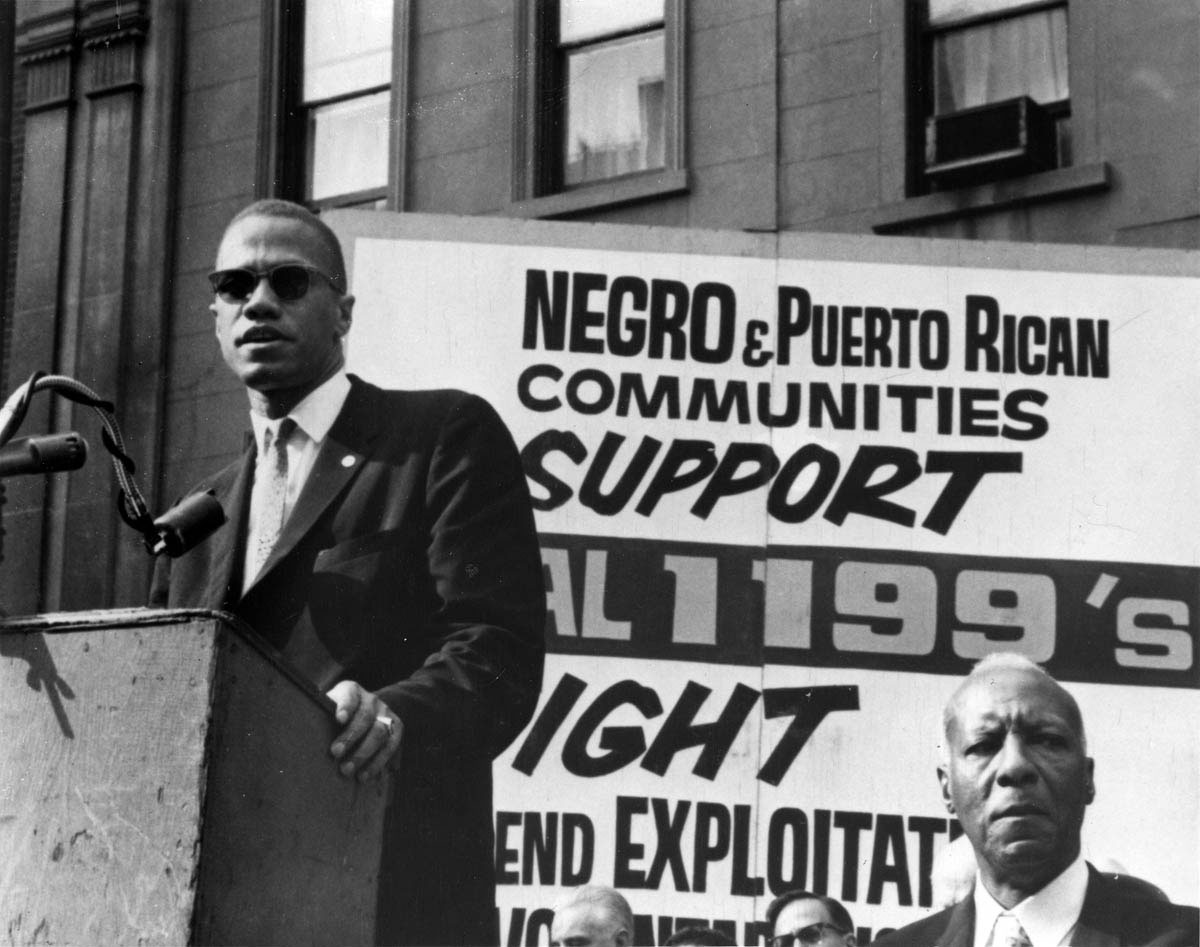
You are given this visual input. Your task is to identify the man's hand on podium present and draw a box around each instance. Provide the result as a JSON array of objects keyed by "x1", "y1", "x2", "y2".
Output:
[{"x1": 326, "y1": 680, "x2": 402, "y2": 782}]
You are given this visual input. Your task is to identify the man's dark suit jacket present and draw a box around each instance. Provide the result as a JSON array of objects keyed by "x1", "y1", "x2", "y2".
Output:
[
  {"x1": 151, "y1": 377, "x2": 546, "y2": 946},
  {"x1": 870, "y1": 865, "x2": 1200, "y2": 946}
]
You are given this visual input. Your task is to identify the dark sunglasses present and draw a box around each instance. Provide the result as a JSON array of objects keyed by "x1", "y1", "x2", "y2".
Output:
[
  {"x1": 770, "y1": 923, "x2": 847, "y2": 947},
  {"x1": 208, "y1": 263, "x2": 342, "y2": 303}
]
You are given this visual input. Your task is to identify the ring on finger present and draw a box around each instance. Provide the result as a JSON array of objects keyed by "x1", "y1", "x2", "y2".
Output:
[{"x1": 375, "y1": 714, "x2": 395, "y2": 737}]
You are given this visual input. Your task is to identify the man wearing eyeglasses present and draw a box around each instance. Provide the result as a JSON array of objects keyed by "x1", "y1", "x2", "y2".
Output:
[
  {"x1": 766, "y1": 890, "x2": 857, "y2": 947},
  {"x1": 870, "y1": 653, "x2": 1197, "y2": 947},
  {"x1": 151, "y1": 199, "x2": 545, "y2": 946}
]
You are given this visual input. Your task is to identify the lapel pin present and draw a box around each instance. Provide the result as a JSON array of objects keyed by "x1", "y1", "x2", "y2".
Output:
[{"x1": 341, "y1": 455, "x2": 357, "y2": 468}]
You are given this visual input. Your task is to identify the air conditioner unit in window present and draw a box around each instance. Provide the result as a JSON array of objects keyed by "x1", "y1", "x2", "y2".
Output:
[{"x1": 924, "y1": 96, "x2": 1057, "y2": 188}]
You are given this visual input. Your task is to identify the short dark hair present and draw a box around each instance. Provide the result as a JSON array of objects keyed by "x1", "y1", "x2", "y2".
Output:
[
  {"x1": 765, "y1": 890, "x2": 854, "y2": 936},
  {"x1": 664, "y1": 925, "x2": 736, "y2": 946},
  {"x1": 225, "y1": 198, "x2": 348, "y2": 293}
]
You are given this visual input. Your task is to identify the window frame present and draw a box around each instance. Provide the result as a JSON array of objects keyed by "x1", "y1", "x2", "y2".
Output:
[
  {"x1": 913, "y1": 0, "x2": 1071, "y2": 193},
  {"x1": 872, "y1": 1, "x2": 1107, "y2": 231},
  {"x1": 510, "y1": 0, "x2": 688, "y2": 218},
  {"x1": 258, "y1": 0, "x2": 412, "y2": 211}
]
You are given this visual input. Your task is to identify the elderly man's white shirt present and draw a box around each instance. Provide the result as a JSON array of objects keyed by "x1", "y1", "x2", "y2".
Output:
[{"x1": 971, "y1": 854, "x2": 1088, "y2": 947}]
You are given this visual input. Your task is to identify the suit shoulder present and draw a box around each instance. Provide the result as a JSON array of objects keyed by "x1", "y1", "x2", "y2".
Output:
[
  {"x1": 353, "y1": 379, "x2": 505, "y2": 433},
  {"x1": 869, "y1": 908, "x2": 953, "y2": 946},
  {"x1": 1123, "y1": 897, "x2": 1200, "y2": 945},
  {"x1": 1087, "y1": 870, "x2": 1200, "y2": 943},
  {"x1": 399, "y1": 388, "x2": 492, "y2": 416},
  {"x1": 352, "y1": 376, "x2": 489, "y2": 413},
  {"x1": 177, "y1": 451, "x2": 245, "y2": 498}
]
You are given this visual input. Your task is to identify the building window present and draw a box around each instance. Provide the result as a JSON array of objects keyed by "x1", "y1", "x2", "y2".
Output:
[
  {"x1": 513, "y1": 0, "x2": 686, "y2": 213},
  {"x1": 559, "y1": 1, "x2": 666, "y2": 187},
  {"x1": 920, "y1": 0, "x2": 1070, "y2": 188},
  {"x1": 269, "y1": 0, "x2": 410, "y2": 210},
  {"x1": 301, "y1": 0, "x2": 392, "y2": 206}
]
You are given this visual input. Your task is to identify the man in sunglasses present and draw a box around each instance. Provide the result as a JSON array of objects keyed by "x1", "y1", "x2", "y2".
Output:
[
  {"x1": 871, "y1": 653, "x2": 1198, "y2": 947},
  {"x1": 766, "y1": 890, "x2": 857, "y2": 947},
  {"x1": 151, "y1": 199, "x2": 545, "y2": 946}
]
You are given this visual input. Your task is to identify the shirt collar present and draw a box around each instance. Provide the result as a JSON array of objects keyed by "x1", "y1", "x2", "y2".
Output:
[
  {"x1": 973, "y1": 880, "x2": 1004, "y2": 947},
  {"x1": 972, "y1": 854, "x2": 1088, "y2": 947},
  {"x1": 249, "y1": 371, "x2": 351, "y2": 451}
]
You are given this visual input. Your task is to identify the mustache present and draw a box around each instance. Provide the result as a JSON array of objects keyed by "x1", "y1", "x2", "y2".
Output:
[
  {"x1": 993, "y1": 802, "x2": 1050, "y2": 820},
  {"x1": 238, "y1": 324, "x2": 288, "y2": 344}
]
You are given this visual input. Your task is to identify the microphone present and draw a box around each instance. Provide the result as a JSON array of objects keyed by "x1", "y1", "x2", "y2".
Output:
[
  {"x1": 149, "y1": 490, "x2": 226, "y2": 557},
  {"x1": 0, "y1": 433, "x2": 88, "y2": 477}
]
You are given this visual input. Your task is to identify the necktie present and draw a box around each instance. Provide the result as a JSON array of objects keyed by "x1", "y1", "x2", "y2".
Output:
[
  {"x1": 991, "y1": 913, "x2": 1032, "y2": 947},
  {"x1": 251, "y1": 417, "x2": 296, "y2": 580}
]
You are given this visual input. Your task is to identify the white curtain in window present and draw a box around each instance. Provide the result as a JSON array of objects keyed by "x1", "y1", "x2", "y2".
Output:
[
  {"x1": 565, "y1": 33, "x2": 665, "y2": 184},
  {"x1": 933, "y1": 7, "x2": 1068, "y2": 113}
]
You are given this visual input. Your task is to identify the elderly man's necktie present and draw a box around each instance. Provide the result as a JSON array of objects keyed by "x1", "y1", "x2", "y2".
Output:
[
  {"x1": 251, "y1": 417, "x2": 296, "y2": 580},
  {"x1": 990, "y1": 914, "x2": 1032, "y2": 947}
]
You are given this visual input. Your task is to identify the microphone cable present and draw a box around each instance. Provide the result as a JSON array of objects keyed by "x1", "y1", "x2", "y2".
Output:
[{"x1": 0, "y1": 371, "x2": 157, "y2": 545}]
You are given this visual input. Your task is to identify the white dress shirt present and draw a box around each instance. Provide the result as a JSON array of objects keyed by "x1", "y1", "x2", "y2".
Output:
[
  {"x1": 972, "y1": 854, "x2": 1089, "y2": 947},
  {"x1": 242, "y1": 371, "x2": 351, "y2": 593}
]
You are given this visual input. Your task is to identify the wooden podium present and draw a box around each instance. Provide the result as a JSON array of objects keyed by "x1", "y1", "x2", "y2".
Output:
[{"x1": 0, "y1": 608, "x2": 389, "y2": 946}]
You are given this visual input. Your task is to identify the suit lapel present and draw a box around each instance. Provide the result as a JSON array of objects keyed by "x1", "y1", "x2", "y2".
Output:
[
  {"x1": 1070, "y1": 921, "x2": 1120, "y2": 947},
  {"x1": 201, "y1": 443, "x2": 254, "y2": 609},
  {"x1": 1071, "y1": 868, "x2": 1120, "y2": 947},
  {"x1": 937, "y1": 896, "x2": 976, "y2": 947},
  {"x1": 242, "y1": 380, "x2": 380, "y2": 595}
]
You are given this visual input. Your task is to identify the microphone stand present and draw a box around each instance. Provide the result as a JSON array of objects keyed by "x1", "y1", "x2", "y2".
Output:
[{"x1": 0, "y1": 371, "x2": 222, "y2": 557}]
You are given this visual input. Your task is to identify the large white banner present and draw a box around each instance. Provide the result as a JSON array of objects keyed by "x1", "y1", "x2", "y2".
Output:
[{"x1": 335, "y1": 215, "x2": 1200, "y2": 945}]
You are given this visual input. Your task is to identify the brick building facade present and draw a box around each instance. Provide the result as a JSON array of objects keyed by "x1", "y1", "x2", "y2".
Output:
[{"x1": 1, "y1": 0, "x2": 1197, "y2": 612}]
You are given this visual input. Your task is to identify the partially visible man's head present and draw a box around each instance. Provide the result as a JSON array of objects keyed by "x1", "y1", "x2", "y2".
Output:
[
  {"x1": 766, "y1": 890, "x2": 856, "y2": 947},
  {"x1": 224, "y1": 199, "x2": 348, "y2": 291},
  {"x1": 938, "y1": 653, "x2": 1094, "y2": 903},
  {"x1": 663, "y1": 925, "x2": 735, "y2": 946},
  {"x1": 550, "y1": 885, "x2": 635, "y2": 947},
  {"x1": 210, "y1": 199, "x2": 354, "y2": 415}
]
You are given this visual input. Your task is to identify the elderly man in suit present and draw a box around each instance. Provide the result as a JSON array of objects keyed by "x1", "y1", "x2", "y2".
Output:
[
  {"x1": 151, "y1": 199, "x2": 545, "y2": 945},
  {"x1": 871, "y1": 653, "x2": 1197, "y2": 947}
]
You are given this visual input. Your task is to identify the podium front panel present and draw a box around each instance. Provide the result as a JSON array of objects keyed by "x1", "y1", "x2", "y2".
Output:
[
  {"x1": 0, "y1": 608, "x2": 389, "y2": 946},
  {"x1": 0, "y1": 613, "x2": 217, "y2": 945}
]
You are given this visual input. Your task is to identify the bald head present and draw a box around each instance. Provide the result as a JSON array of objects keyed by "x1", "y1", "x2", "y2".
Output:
[
  {"x1": 943, "y1": 652, "x2": 1086, "y2": 753},
  {"x1": 551, "y1": 886, "x2": 634, "y2": 947}
]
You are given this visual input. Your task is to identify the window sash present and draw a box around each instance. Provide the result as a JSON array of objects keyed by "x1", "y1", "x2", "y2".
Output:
[
  {"x1": 305, "y1": 89, "x2": 392, "y2": 201},
  {"x1": 558, "y1": 0, "x2": 663, "y2": 45},
  {"x1": 928, "y1": 0, "x2": 1055, "y2": 28},
  {"x1": 511, "y1": 0, "x2": 684, "y2": 206},
  {"x1": 264, "y1": 0, "x2": 410, "y2": 209},
  {"x1": 302, "y1": 0, "x2": 393, "y2": 103},
  {"x1": 561, "y1": 30, "x2": 666, "y2": 187},
  {"x1": 916, "y1": 0, "x2": 1071, "y2": 191},
  {"x1": 930, "y1": 5, "x2": 1068, "y2": 114}
]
